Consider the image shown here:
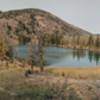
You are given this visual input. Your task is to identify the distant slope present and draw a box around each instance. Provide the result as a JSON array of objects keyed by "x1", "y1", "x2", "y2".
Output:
[{"x1": 0, "y1": 8, "x2": 91, "y2": 38}]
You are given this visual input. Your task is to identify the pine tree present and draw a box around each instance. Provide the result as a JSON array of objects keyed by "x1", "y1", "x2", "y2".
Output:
[
  {"x1": 95, "y1": 35, "x2": 100, "y2": 48},
  {"x1": 88, "y1": 35, "x2": 94, "y2": 47},
  {"x1": 28, "y1": 41, "x2": 36, "y2": 72},
  {"x1": 38, "y1": 35, "x2": 45, "y2": 72}
]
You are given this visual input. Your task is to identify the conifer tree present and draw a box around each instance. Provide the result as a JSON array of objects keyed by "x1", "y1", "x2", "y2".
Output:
[{"x1": 95, "y1": 35, "x2": 100, "y2": 48}]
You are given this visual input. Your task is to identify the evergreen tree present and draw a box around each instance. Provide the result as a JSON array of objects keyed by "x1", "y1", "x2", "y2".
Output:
[
  {"x1": 88, "y1": 35, "x2": 94, "y2": 47},
  {"x1": 28, "y1": 41, "x2": 36, "y2": 72},
  {"x1": 38, "y1": 35, "x2": 45, "y2": 72},
  {"x1": 95, "y1": 35, "x2": 100, "y2": 48}
]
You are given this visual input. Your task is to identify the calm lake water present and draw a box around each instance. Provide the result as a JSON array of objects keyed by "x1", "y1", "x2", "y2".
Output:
[{"x1": 14, "y1": 46, "x2": 100, "y2": 68}]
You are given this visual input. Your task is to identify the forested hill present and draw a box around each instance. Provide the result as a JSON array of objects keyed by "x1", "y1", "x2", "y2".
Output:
[
  {"x1": 0, "y1": 8, "x2": 100, "y2": 59},
  {"x1": 0, "y1": 8, "x2": 91, "y2": 38}
]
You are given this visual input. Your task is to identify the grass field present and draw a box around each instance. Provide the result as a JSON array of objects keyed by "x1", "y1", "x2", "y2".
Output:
[
  {"x1": 0, "y1": 64, "x2": 100, "y2": 100},
  {"x1": 48, "y1": 66, "x2": 100, "y2": 79}
]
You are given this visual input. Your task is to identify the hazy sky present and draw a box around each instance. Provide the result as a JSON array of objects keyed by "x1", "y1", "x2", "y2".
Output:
[{"x1": 0, "y1": 0, "x2": 100, "y2": 33}]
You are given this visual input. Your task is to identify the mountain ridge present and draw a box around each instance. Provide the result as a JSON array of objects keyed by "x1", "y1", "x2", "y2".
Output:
[{"x1": 0, "y1": 8, "x2": 92, "y2": 37}]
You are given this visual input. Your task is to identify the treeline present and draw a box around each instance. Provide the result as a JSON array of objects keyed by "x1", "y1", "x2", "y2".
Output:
[
  {"x1": 0, "y1": 31, "x2": 100, "y2": 73},
  {"x1": 41, "y1": 33, "x2": 100, "y2": 50},
  {"x1": 61, "y1": 34, "x2": 100, "y2": 49},
  {"x1": 0, "y1": 32, "x2": 100, "y2": 61}
]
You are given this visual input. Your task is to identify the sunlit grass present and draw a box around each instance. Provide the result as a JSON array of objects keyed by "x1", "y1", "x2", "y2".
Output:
[
  {"x1": 47, "y1": 67, "x2": 100, "y2": 79},
  {"x1": 0, "y1": 65, "x2": 68, "y2": 100},
  {"x1": 0, "y1": 64, "x2": 100, "y2": 99}
]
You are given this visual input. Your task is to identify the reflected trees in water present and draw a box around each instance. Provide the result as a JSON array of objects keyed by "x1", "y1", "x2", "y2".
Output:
[
  {"x1": 72, "y1": 49, "x2": 100, "y2": 65},
  {"x1": 88, "y1": 51, "x2": 100, "y2": 65},
  {"x1": 72, "y1": 49, "x2": 86, "y2": 60},
  {"x1": 93, "y1": 52, "x2": 100, "y2": 65}
]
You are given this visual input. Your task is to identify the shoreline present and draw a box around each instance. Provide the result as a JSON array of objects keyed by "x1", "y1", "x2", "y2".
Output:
[
  {"x1": 46, "y1": 44, "x2": 100, "y2": 53},
  {"x1": 58, "y1": 44, "x2": 100, "y2": 53}
]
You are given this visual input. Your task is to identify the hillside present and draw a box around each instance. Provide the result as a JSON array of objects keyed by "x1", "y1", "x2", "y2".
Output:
[
  {"x1": 0, "y1": 8, "x2": 100, "y2": 100},
  {"x1": 0, "y1": 8, "x2": 91, "y2": 44}
]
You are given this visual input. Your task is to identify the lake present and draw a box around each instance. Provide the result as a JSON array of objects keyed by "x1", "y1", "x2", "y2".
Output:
[{"x1": 13, "y1": 46, "x2": 100, "y2": 68}]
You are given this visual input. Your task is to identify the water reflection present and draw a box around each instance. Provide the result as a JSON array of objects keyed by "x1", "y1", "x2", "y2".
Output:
[
  {"x1": 72, "y1": 49, "x2": 100, "y2": 65},
  {"x1": 45, "y1": 48, "x2": 100, "y2": 67},
  {"x1": 88, "y1": 51, "x2": 93, "y2": 63},
  {"x1": 88, "y1": 51, "x2": 100, "y2": 65},
  {"x1": 72, "y1": 49, "x2": 86, "y2": 60},
  {"x1": 13, "y1": 46, "x2": 100, "y2": 67}
]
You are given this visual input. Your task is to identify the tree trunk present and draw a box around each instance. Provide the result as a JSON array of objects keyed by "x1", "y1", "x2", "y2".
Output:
[{"x1": 40, "y1": 66, "x2": 44, "y2": 72}]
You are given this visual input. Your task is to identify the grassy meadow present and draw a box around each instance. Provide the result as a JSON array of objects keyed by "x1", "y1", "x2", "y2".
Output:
[
  {"x1": 47, "y1": 67, "x2": 100, "y2": 79},
  {"x1": 0, "y1": 62, "x2": 100, "y2": 100}
]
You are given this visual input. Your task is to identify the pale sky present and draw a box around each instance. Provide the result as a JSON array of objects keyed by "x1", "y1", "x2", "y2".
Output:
[{"x1": 0, "y1": 0, "x2": 100, "y2": 33}]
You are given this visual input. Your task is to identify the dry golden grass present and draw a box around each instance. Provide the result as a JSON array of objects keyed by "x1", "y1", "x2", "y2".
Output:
[
  {"x1": 47, "y1": 66, "x2": 100, "y2": 79},
  {"x1": 0, "y1": 64, "x2": 100, "y2": 100}
]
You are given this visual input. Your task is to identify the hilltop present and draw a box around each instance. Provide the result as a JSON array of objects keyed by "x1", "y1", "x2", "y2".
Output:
[
  {"x1": 0, "y1": 8, "x2": 91, "y2": 44},
  {"x1": 0, "y1": 8, "x2": 91, "y2": 36}
]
